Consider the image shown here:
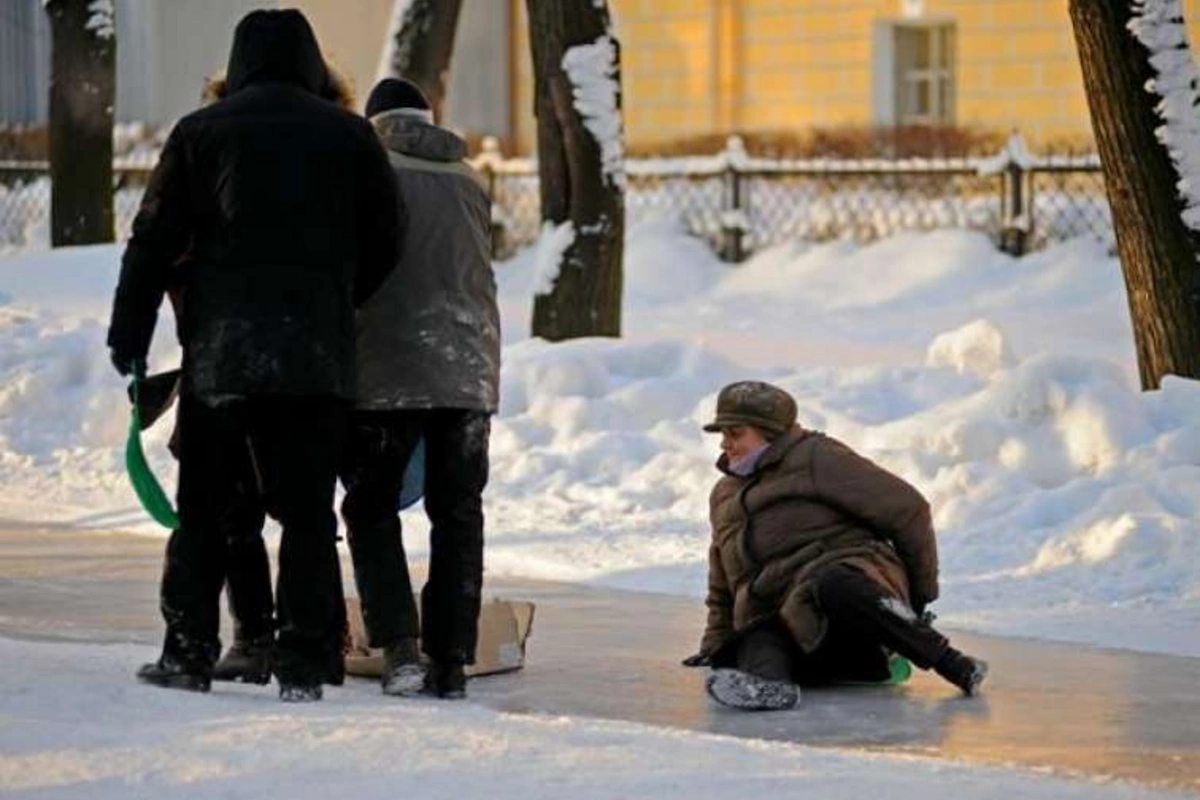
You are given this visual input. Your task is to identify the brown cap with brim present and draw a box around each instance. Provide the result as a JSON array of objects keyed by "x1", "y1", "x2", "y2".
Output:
[{"x1": 703, "y1": 381, "x2": 797, "y2": 437}]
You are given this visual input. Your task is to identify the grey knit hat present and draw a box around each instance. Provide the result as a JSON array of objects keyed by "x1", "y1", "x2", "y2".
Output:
[{"x1": 703, "y1": 381, "x2": 797, "y2": 438}]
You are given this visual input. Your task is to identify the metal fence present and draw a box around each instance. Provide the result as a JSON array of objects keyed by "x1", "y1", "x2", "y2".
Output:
[{"x1": 1, "y1": 134, "x2": 1110, "y2": 259}]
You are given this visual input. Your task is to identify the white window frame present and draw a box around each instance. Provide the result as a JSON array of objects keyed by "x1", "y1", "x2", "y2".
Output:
[{"x1": 872, "y1": 18, "x2": 957, "y2": 126}]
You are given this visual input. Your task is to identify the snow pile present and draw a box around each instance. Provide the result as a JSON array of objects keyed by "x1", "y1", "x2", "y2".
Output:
[
  {"x1": 926, "y1": 319, "x2": 1015, "y2": 379},
  {"x1": 1, "y1": 225, "x2": 1197, "y2": 655}
]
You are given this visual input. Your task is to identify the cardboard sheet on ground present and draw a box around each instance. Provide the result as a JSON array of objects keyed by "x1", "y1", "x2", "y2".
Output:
[{"x1": 344, "y1": 597, "x2": 535, "y2": 678}]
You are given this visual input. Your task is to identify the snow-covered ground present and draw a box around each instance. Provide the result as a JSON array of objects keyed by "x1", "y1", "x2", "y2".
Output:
[
  {"x1": 1, "y1": 223, "x2": 1198, "y2": 658},
  {"x1": 0, "y1": 636, "x2": 1188, "y2": 800}
]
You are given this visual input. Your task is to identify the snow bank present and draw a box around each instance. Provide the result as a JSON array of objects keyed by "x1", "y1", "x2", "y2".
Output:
[{"x1": 1, "y1": 226, "x2": 1196, "y2": 656}]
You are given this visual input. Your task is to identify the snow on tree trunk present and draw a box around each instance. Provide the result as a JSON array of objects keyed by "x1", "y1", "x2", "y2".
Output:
[
  {"x1": 1069, "y1": 0, "x2": 1200, "y2": 389},
  {"x1": 375, "y1": 0, "x2": 462, "y2": 121},
  {"x1": 526, "y1": 0, "x2": 625, "y2": 341},
  {"x1": 46, "y1": 0, "x2": 116, "y2": 247}
]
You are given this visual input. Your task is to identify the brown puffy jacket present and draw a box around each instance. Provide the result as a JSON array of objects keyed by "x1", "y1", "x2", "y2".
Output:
[{"x1": 699, "y1": 426, "x2": 939, "y2": 658}]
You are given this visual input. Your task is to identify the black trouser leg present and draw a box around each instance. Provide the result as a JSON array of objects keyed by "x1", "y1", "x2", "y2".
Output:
[
  {"x1": 162, "y1": 397, "x2": 246, "y2": 670},
  {"x1": 736, "y1": 622, "x2": 795, "y2": 682},
  {"x1": 249, "y1": 398, "x2": 346, "y2": 685},
  {"x1": 221, "y1": 450, "x2": 272, "y2": 643},
  {"x1": 814, "y1": 564, "x2": 950, "y2": 671},
  {"x1": 339, "y1": 411, "x2": 421, "y2": 648},
  {"x1": 421, "y1": 410, "x2": 490, "y2": 665}
]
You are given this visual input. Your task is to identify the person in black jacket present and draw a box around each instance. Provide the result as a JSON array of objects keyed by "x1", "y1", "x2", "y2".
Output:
[{"x1": 107, "y1": 9, "x2": 400, "y2": 702}]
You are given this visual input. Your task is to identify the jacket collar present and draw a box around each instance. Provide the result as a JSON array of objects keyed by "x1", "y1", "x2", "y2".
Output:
[
  {"x1": 370, "y1": 111, "x2": 467, "y2": 162},
  {"x1": 715, "y1": 425, "x2": 808, "y2": 477}
]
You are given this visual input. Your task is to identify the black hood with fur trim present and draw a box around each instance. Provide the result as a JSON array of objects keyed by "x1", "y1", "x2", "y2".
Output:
[{"x1": 225, "y1": 9, "x2": 326, "y2": 95}]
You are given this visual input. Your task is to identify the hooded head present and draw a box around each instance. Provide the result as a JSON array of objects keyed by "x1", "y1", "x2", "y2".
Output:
[
  {"x1": 224, "y1": 9, "x2": 327, "y2": 95},
  {"x1": 365, "y1": 77, "x2": 433, "y2": 123},
  {"x1": 203, "y1": 61, "x2": 355, "y2": 110}
]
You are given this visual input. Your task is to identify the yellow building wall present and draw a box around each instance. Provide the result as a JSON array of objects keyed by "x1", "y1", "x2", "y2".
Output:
[
  {"x1": 289, "y1": 0, "x2": 394, "y2": 107},
  {"x1": 511, "y1": 0, "x2": 1200, "y2": 155}
]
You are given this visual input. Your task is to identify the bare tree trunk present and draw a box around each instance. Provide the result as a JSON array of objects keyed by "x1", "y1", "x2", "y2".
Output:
[
  {"x1": 526, "y1": 0, "x2": 625, "y2": 341},
  {"x1": 377, "y1": 0, "x2": 463, "y2": 121},
  {"x1": 46, "y1": 0, "x2": 115, "y2": 247},
  {"x1": 1069, "y1": 0, "x2": 1200, "y2": 388}
]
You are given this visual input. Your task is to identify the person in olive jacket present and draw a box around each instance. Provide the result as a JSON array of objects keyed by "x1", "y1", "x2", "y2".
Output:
[
  {"x1": 107, "y1": 9, "x2": 400, "y2": 702},
  {"x1": 685, "y1": 381, "x2": 987, "y2": 710},
  {"x1": 339, "y1": 79, "x2": 500, "y2": 701}
]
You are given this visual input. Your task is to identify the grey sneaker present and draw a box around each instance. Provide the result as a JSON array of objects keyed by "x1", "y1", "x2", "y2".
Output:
[
  {"x1": 705, "y1": 669, "x2": 799, "y2": 711},
  {"x1": 381, "y1": 638, "x2": 426, "y2": 697},
  {"x1": 279, "y1": 683, "x2": 323, "y2": 703}
]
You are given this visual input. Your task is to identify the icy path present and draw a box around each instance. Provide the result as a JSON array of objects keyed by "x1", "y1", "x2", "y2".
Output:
[
  {"x1": 5, "y1": 639, "x2": 1192, "y2": 800},
  {"x1": 1, "y1": 527, "x2": 1198, "y2": 795}
]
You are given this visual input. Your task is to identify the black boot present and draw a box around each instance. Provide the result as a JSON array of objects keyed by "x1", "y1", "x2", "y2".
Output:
[
  {"x1": 381, "y1": 637, "x2": 425, "y2": 697},
  {"x1": 212, "y1": 634, "x2": 274, "y2": 684},
  {"x1": 425, "y1": 661, "x2": 467, "y2": 700},
  {"x1": 136, "y1": 653, "x2": 212, "y2": 693},
  {"x1": 935, "y1": 648, "x2": 989, "y2": 696}
]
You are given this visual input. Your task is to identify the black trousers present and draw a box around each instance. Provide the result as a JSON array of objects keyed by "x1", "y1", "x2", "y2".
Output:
[
  {"x1": 340, "y1": 408, "x2": 490, "y2": 665},
  {"x1": 736, "y1": 564, "x2": 950, "y2": 684},
  {"x1": 168, "y1": 409, "x2": 273, "y2": 644},
  {"x1": 162, "y1": 395, "x2": 346, "y2": 684}
]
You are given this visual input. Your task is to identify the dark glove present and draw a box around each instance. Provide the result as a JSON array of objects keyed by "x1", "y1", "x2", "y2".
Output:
[
  {"x1": 110, "y1": 350, "x2": 143, "y2": 378},
  {"x1": 681, "y1": 653, "x2": 711, "y2": 668}
]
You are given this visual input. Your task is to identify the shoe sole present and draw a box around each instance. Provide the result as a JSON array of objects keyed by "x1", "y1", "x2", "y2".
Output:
[
  {"x1": 136, "y1": 673, "x2": 212, "y2": 693},
  {"x1": 705, "y1": 669, "x2": 798, "y2": 711},
  {"x1": 212, "y1": 671, "x2": 272, "y2": 685}
]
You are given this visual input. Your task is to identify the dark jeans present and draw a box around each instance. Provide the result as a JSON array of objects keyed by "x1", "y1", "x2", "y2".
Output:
[
  {"x1": 340, "y1": 408, "x2": 490, "y2": 665},
  {"x1": 162, "y1": 395, "x2": 347, "y2": 684},
  {"x1": 736, "y1": 564, "x2": 950, "y2": 684}
]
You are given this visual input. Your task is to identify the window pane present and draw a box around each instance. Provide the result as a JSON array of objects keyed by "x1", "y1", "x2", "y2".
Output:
[
  {"x1": 938, "y1": 75, "x2": 954, "y2": 123},
  {"x1": 939, "y1": 26, "x2": 955, "y2": 69},
  {"x1": 914, "y1": 28, "x2": 932, "y2": 69},
  {"x1": 916, "y1": 80, "x2": 931, "y2": 115}
]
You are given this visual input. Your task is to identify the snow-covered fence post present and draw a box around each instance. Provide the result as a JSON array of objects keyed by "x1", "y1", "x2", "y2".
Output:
[
  {"x1": 995, "y1": 132, "x2": 1033, "y2": 256},
  {"x1": 376, "y1": 0, "x2": 463, "y2": 121},
  {"x1": 719, "y1": 134, "x2": 747, "y2": 263},
  {"x1": 1069, "y1": 0, "x2": 1200, "y2": 389},
  {"x1": 525, "y1": 0, "x2": 625, "y2": 341},
  {"x1": 45, "y1": 0, "x2": 116, "y2": 247},
  {"x1": 474, "y1": 136, "x2": 507, "y2": 259}
]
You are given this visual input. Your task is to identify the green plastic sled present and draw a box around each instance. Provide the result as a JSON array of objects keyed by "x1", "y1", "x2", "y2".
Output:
[{"x1": 124, "y1": 367, "x2": 180, "y2": 530}]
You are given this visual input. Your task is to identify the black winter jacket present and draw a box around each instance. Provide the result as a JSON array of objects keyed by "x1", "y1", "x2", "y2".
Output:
[{"x1": 108, "y1": 10, "x2": 400, "y2": 401}]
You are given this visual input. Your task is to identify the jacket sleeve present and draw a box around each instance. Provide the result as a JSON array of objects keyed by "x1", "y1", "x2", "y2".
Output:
[
  {"x1": 700, "y1": 543, "x2": 734, "y2": 656},
  {"x1": 812, "y1": 437, "x2": 939, "y2": 608},
  {"x1": 354, "y1": 126, "x2": 402, "y2": 307},
  {"x1": 107, "y1": 124, "x2": 192, "y2": 359}
]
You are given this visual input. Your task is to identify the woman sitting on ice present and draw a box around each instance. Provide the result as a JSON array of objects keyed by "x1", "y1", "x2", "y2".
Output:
[{"x1": 684, "y1": 380, "x2": 987, "y2": 710}]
